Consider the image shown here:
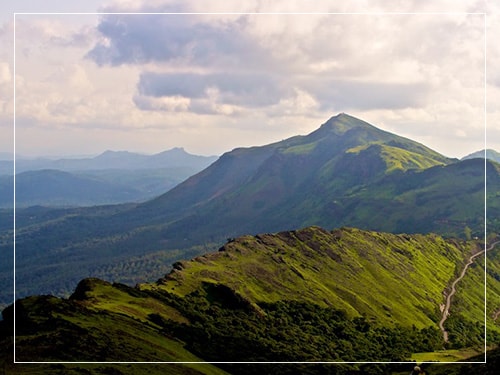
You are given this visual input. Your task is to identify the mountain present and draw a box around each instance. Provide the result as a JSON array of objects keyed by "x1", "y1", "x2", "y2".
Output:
[
  {"x1": 0, "y1": 147, "x2": 218, "y2": 175},
  {"x1": 133, "y1": 113, "x2": 492, "y2": 242},
  {"x1": 462, "y1": 149, "x2": 500, "y2": 163},
  {"x1": 135, "y1": 113, "x2": 456, "y2": 235},
  {"x1": 2, "y1": 226, "x2": 499, "y2": 372},
  {"x1": 2, "y1": 113, "x2": 499, "y2": 306}
]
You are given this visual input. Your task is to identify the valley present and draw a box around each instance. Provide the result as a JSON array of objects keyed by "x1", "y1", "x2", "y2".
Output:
[{"x1": 0, "y1": 148, "x2": 217, "y2": 208}]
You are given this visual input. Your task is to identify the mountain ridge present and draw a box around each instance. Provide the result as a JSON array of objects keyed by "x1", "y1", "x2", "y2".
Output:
[
  {"x1": 145, "y1": 226, "x2": 475, "y2": 328},
  {"x1": 0, "y1": 147, "x2": 217, "y2": 175}
]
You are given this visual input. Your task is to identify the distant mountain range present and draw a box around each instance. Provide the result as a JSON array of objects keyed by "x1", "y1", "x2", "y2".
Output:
[
  {"x1": 462, "y1": 149, "x2": 500, "y2": 163},
  {"x1": 0, "y1": 148, "x2": 218, "y2": 207},
  {"x1": 2, "y1": 113, "x2": 499, "y2": 307},
  {"x1": 0, "y1": 147, "x2": 217, "y2": 174}
]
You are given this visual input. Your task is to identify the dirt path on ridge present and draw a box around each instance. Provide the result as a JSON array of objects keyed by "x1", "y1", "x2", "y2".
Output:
[{"x1": 438, "y1": 240, "x2": 500, "y2": 342}]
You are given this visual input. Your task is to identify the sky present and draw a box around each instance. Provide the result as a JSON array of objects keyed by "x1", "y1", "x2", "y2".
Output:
[{"x1": 1, "y1": 0, "x2": 500, "y2": 159}]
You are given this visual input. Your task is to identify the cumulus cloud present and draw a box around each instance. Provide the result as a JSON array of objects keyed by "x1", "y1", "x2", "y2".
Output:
[
  {"x1": 84, "y1": 8, "x2": 485, "y2": 119},
  {"x1": 5, "y1": 0, "x2": 497, "y2": 157},
  {"x1": 137, "y1": 72, "x2": 288, "y2": 108},
  {"x1": 86, "y1": 13, "x2": 267, "y2": 69},
  {"x1": 14, "y1": 17, "x2": 97, "y2": 57}
]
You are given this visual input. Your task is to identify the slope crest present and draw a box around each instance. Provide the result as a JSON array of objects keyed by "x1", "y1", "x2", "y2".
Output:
[{"x1": 145, "y1": 226, "x2": 476, "y2": 329}]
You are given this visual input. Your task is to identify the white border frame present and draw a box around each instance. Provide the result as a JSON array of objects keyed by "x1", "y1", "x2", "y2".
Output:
[{"x1": 12, "y1": 10, "x2": 488, "y2": 366}]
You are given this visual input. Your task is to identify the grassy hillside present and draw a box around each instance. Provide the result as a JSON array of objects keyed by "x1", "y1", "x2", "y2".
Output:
[
  {"x1": 329, "y1": 158, "x2": 500, "y2": 237},
  {"x1": 3, "y1": 226, "x2": 499, "y2": 373},
  {"x1": 1, "y1": 291, "x2": 229, "y2": 375},
  {"x1": 144, "y1": 227, "x2": 457, "y2": 327}
]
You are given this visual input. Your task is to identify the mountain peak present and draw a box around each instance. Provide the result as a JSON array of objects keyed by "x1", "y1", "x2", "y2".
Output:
[
  {"x1": 301, "y1": 113, "x2": 398, "y2": 151},
  {"x1": 320, "y1": 113, "x2": 378, "y2": 133}
]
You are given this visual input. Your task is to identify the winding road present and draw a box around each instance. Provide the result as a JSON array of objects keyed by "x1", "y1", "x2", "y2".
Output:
[{"x1": 438, "y1": 240, "x2": 500, "y2": 342}]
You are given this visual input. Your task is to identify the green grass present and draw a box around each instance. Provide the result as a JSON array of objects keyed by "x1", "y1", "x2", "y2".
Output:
[
  {"x1": 73, "y1": 278, "x2": 189, "y2": 325},
  {"x1": 144, "y1": 227, "x2": 476, "y2": 329},
  {"x1": 378, "y1": 144, "x2": 447, "y2": 173},
  {"x1": 281, "y1": 141, "x2": 317, "y2": 155},
  {"x1": 4, "y1": 291, "x2": 228, "y2": 374},
  {"x1": 411, "y1": 347, "x2": 485, "y2": 362}
]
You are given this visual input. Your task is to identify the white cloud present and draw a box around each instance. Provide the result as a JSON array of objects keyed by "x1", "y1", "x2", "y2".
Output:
[
  {"x1": 0, "y1": 62, "x2": 11, "y2": 84},
  {"x1": 133, "y1": 94, "x2": 190, "y2": 112},
  {"x1": 1, "y1": 0, "x2": 497, "y2": 158},
  {"x1": 83, "y1": 10, "x2": 485, "y2": 145}
]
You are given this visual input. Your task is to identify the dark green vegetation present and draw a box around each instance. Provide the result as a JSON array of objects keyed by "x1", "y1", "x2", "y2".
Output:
[
  {"x1": 419, "y1": 347, "x2": 500, "y2": 374},
  {"x1": 0, "y1": 148, "x2": 217, "y2": 208},
  {"x1": 2, "y1": 227, "x2": 499, "y2": 373},
  {"x1": 2, "y1": 113, "x2": 499, "y2": 307},
  {"x1": 1, "y1": 293, "x2": 229, "y2": 375}
]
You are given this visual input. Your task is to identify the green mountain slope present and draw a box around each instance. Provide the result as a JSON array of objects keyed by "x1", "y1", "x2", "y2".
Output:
[
  {"x1": 139, "y1": 113, "x2": 453, "y2": 222},
  {"x1": 325, "y1": 158, "x2": 500, "y2": 236},
  {"x1": 1, "y1": 292, "x2": 229, "y2": 375},
  {"x1": 2, "y1": 227, "x2": 498, "y2": 373}
]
